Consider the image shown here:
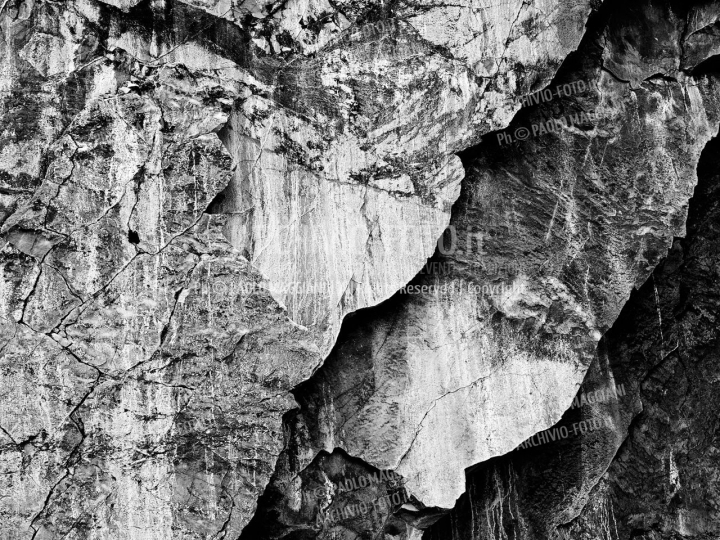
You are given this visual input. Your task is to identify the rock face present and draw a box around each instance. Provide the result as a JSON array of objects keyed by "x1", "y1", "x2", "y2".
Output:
[
  {"x1": 209, "y1": 0, "x2": 596, "y2": 354},
  {"x1": 1, "y1": 3, "x2": 320, "y2": 538},
  {"x1": 423, "y1": 102, "x2": 720, "y2": 540},
  {"x1": 2, "y1": 0, "x2": 720, "y2": 539},
  {"x1": 562, "y1": 138, "x2": 720, "y2": 540},
  {"x1": 260, "y1": 0, "x2": 720, "y2": 517}
]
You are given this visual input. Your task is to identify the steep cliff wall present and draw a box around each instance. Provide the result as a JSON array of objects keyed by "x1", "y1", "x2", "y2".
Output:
[
  {"x1": 247, "y1": 0, "x2": 719, "y2": 527},
  {"x1": 240, "y1": 0, "x2": 720, "y2": 538},
  {"x1": 423, "y1": 108, "x2": 720, "y2": 540},
  {"x1": 1, "y1": 0, "x2": 719, "y2": 539}
]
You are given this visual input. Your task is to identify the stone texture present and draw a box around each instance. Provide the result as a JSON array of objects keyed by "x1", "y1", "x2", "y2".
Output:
[
  {"x1": 423, "y1": 90, "x2": 720, "y2": 540},
  {"x1": 209, "y1": 0, "x2": 597, "y2": 353},
  {"x1": 0, "y1": 0, "x2": 595, "y2": 536},
  {"x1": 276, "y1": 0, "x2": 720, "y2": 513},
  {"x1": 0, "y1": 3, "x2": 320, "y2": 537},
  {"x1": 2, "y1": 0, "x2": 720, "y2": 538}
]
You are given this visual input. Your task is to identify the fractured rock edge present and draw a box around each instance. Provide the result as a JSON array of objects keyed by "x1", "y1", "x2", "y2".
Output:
[
  {"x1": 0, "y1": 0, "x2": 598, "y2": 537},
  {"x1": 242, "y1": 0, "x2": 720, "y2": 535},
  {"x1": 422, "y1": 127, "x2": 720, "y2": 540}
]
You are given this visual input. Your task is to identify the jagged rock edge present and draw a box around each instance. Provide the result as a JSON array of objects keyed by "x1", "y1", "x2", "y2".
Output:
[
  {"x1": 234, "y1": 3, "x2": 624, "y2": 531},
  {"x1": 551, "y1": 126, "x2": 720, "y2": 533}
]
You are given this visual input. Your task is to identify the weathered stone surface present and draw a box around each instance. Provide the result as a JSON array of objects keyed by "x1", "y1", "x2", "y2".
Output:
[
  {"x1": 0, "y1": 0, "x2": 602, "y2": 533},
  {"x1": 3, "y1": 0, "x2": 720, "y2": 538},
  {"x1": 0, "y1": 3, "x2": 320, "y2": 536},
  {"x1": 557, "y1": 105, "x2": 720, "y2": 540},
  {"x1": 209, "y1": 0, "x2": 597, "y2": 353},
  {"x1": 277, "y1": 0, "x2": 720, "y2": 512},
  {"x1": 423, "y1": 99, "x2": 720, "y2": 540}
]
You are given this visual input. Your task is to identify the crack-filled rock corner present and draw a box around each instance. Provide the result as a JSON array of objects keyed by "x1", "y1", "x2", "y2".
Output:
[{"x1": 1, "y1": 2, "x2": 719, "y2": 540}]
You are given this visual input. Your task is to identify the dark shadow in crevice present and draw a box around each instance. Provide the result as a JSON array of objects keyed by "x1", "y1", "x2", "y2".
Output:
[
  {"x1": 240, "y1": 417, "x2": 422, "y2": 539},
  {"x1": 692, "y1": 54, "x2": 720, "y2": 78}
]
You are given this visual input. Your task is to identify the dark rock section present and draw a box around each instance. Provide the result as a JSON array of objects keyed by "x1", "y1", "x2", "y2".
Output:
[
  {"x1": 240, "y1": 441, "x2": 418, "y2": 540},
  {"x1": 421, "y1": 124, "x2": 720, "y2": 540},
  {"x1": 559, "y1": 131, "x2": 720, "y2": 539}
]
